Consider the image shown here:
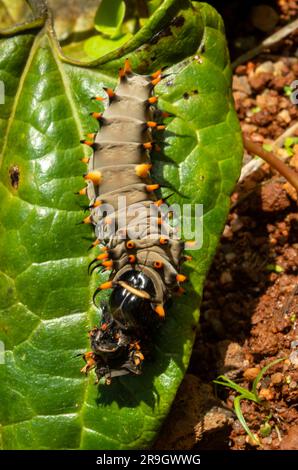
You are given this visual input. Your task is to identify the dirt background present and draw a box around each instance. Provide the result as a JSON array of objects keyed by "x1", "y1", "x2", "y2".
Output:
[{"x1": 155, "y1": 0, "x2": 298, "y2": 451}]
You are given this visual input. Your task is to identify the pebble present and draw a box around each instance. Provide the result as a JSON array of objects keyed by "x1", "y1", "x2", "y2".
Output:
[
  {"x1": 255, "y1": 61, "x2": 274, "y2": 75},
  {"x1": 289, "y1": 351, "x2": 298, "y2": 367},
  {"x1": 277, "y1": 109, "x2": 291, "y2": 124},
  {"x1": 271, "y1": 372, "x2": 284, "y2": 385},
  {"x1": 225, "y1": 252, "x2": 237, "y2": 263},
  {"x1": 259, "y1": 388, "x2": 275, "y2": 401},
  {"x1": 222, "y1": 225, "x2": 233, "y2": 239},
  {"x1": 232, "y1": 75, "x2": 252, "y2": 95},
  {"x1": 230, "y1": 218, "x2": 244, "y2": 232},
  {"x1": 220, "y1": 271, "x2": 233, "y2": 285},
  {"x1": 243, "y1": 367, "x2": 261, "y2": 381}
]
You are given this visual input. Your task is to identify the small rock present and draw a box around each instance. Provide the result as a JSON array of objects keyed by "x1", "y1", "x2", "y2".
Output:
[
  {"x1": 243, "y1": 367, "x2": 261, "y2": 381},
  {"x1": 255, "y1": 61, "x2": 274, "y2": 75},
  {"x1": 290, "y1": 150, "x2": 298, "y2": 170},
  {"x1": 230, "y1": 218, "x2": 244, "y2": 232},
  {"x1": 249, "y1": 73, "x2": 272, "y2": 91},
  {"x1": 283, "y1": 182, "x2": 298, "y2": 202},
  {"x1": 220, "y1": 270, "x2": 233, "y2": 285},
  {"x1": 235, "y1": 65, "x2": 247, "y2": 75},
  {"x1": 154, "y1": 375, "x2": 233, "y2": 450},
  {"x1": 271, "y1": 372, "x2": 284, "y2": 385},
  {"x1": 273, "y1": 60, "x2": 289, "y2": 76},
  {"x1": 280, "y1": 425, "x2": 298, "y2": 450},
  {"x1": 199, "y1": 406, "x2": 234, "y2": 436},
  {"x1": 277, "y1": 109, "x2": 291, "y2": 124},
  {"x1": 259, "y1": 388, "x2": 275, "y2": 401},
  {"x1": 256, "y1": 92, "x2": 279, "y2": 113},
  {"x1": 217, "y1": 341, "x2": 246, "y2": 377},
  {"x1": 289, "y1": 351, "x2": 298, "y2": 367},
  {"x1": 222, "y1": 224, "x2": 233, "y2": 239},
  {"x1": 232, "y1": 75, "x2": 252, "y2": 95},
  {"x1": 259, "y1": 183, "x2": 291, "y2": 212},
  {"x1": 225, "y1": 252, "x2": 236, "y2": 263}
]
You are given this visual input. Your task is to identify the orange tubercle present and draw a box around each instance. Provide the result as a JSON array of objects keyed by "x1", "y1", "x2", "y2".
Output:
[
  {"x1": 153, "y1": 260, "x2": 163, "y2": 269},
  {"x1": 176, "y1": 287, "x2": 185, "y2": 296},
  {"x1": 99, "y1": 281, "x2": 113, "y2": 290},
  {"x1": 78, "y1": 187, "x2": 87, "y2": 195},
  {"x1": 154, "y1": 304, "x2": 165, "y2": 318},
  {"x1": 83, "y1": 215, "x2": 92, "y2": 224},
  {"x1": 91, "y1": 199, "x2": 102, "y2": 208},
  {"x1": 151, "y1": 76, "x2": 161, "y2": 86},
  {"x1": 105, "y1": 88, "x2": 115, "y2": 98},
  {"x1": 154, "y1": 199, "x2": 164, "y2": 207},
  {"x1": 126, "y1": 240, "x2": 135, "y2": 249},
  {"x1": 151, "y1": 69, "x2": 162, "y2": 79},
  {"x1": 91, "y1": 112, "x2": 102, "y2": 120},
  {"x1": 147, "y1": 121, "x2": 157, "y2": 128},
  {"x1": 143, "y1": 142, "x2": 153, "y2": 150},
  {"x1": 102, "y1": 260, "x2": 113, "y2": 269},
  {"x1": 148, "y1": 96, "x2": 158, "y2": 104},
  {"x1": 128, "y1": 254, "x2": 136, "y2": 263},
  {"x1": 81, "y1": 157, "x2": 90, "y2": 164},
  {"x1": 135, "y1": 163, "x2": 152, "y2": 178},
  {"x1": 84, "y1": 171, "x2": 102, "y2": 185},
  {"x1": 176, "y1": 274, "x2": 187, "y2": 283},
  {"x1": 146, "y1": 184, "x2": 160, "y2": 192},
  {"x1": 118, "y1": 67, "x2": 125, "y2": 79},
  {"x1": 159, "y1": 237, "x2": 168, "y2": 245},
  {"x1": 185, "y1": 240, "x2": 197, "y2": 249},
  {"x1": 97, "y1": 252, "x2": 109, "y2": 260},
  {"x1": 124, "y1": 58, "x2": 132, "y2": 74}
]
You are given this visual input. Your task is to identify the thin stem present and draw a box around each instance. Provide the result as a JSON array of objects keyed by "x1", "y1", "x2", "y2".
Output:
[
  {"x1": 243, "y1": 136, "x2": 298, "y2": 193},
  {"x1": 232, "y1": 18, "x2": 298, "y2": 69},
  {"x1": 0, "y1": 17, "x2": 46, "y2": 36}
]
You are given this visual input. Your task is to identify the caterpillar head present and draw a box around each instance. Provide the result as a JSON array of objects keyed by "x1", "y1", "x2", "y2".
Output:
[
  {"x1": 109, "y1": 270, "x2": 157, "y2": 326},
  {"x1": 88, "y1": 304, "x2": 145, "y2": 383}
]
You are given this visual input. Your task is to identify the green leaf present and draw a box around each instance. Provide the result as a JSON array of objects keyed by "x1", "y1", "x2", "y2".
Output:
[
  {"x1": 94, "y1": 0, "x2": 126, "y2": 37},
  {"x1": 0, "y1": 0, "x2": 243, "y2": 449},
  {"x1": 0, "y1": 0, "x2": 32, "y2": 29},
  {"x1": 234, "y1": 395, "x2": 260, "y2": 445},
  {"x1": 252, "y1": 357, "x2": 285, "y2": 399},
  {"x1": 264, "y1": 263, "x2": 284, "y2": 273},
  {"x1": 214, "y1": 376, "x2": 258, "y2": 402},
  {"x1": 84, "y1": 33, "x2": 132, "y2": 59}
]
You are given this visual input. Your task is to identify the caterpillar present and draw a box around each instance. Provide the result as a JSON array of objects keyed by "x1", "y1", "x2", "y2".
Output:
[{"x1": 79, "y1": 59, "x2": 188, "y2": 384}]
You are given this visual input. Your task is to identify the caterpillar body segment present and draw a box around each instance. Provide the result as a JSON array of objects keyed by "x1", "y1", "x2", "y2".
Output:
[{"x1": 81, "y1": 61, "x2": 185, "y2": 383}]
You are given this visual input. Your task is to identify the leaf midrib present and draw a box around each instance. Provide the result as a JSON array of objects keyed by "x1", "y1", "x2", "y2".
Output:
[{"x1": 0, "y1": 29, "x2": 95, "y2": 448}]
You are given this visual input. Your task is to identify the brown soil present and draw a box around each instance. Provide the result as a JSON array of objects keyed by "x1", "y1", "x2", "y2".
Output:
[{"x1": 155, "y1": 0, "x2": 298, "y2": 451}]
